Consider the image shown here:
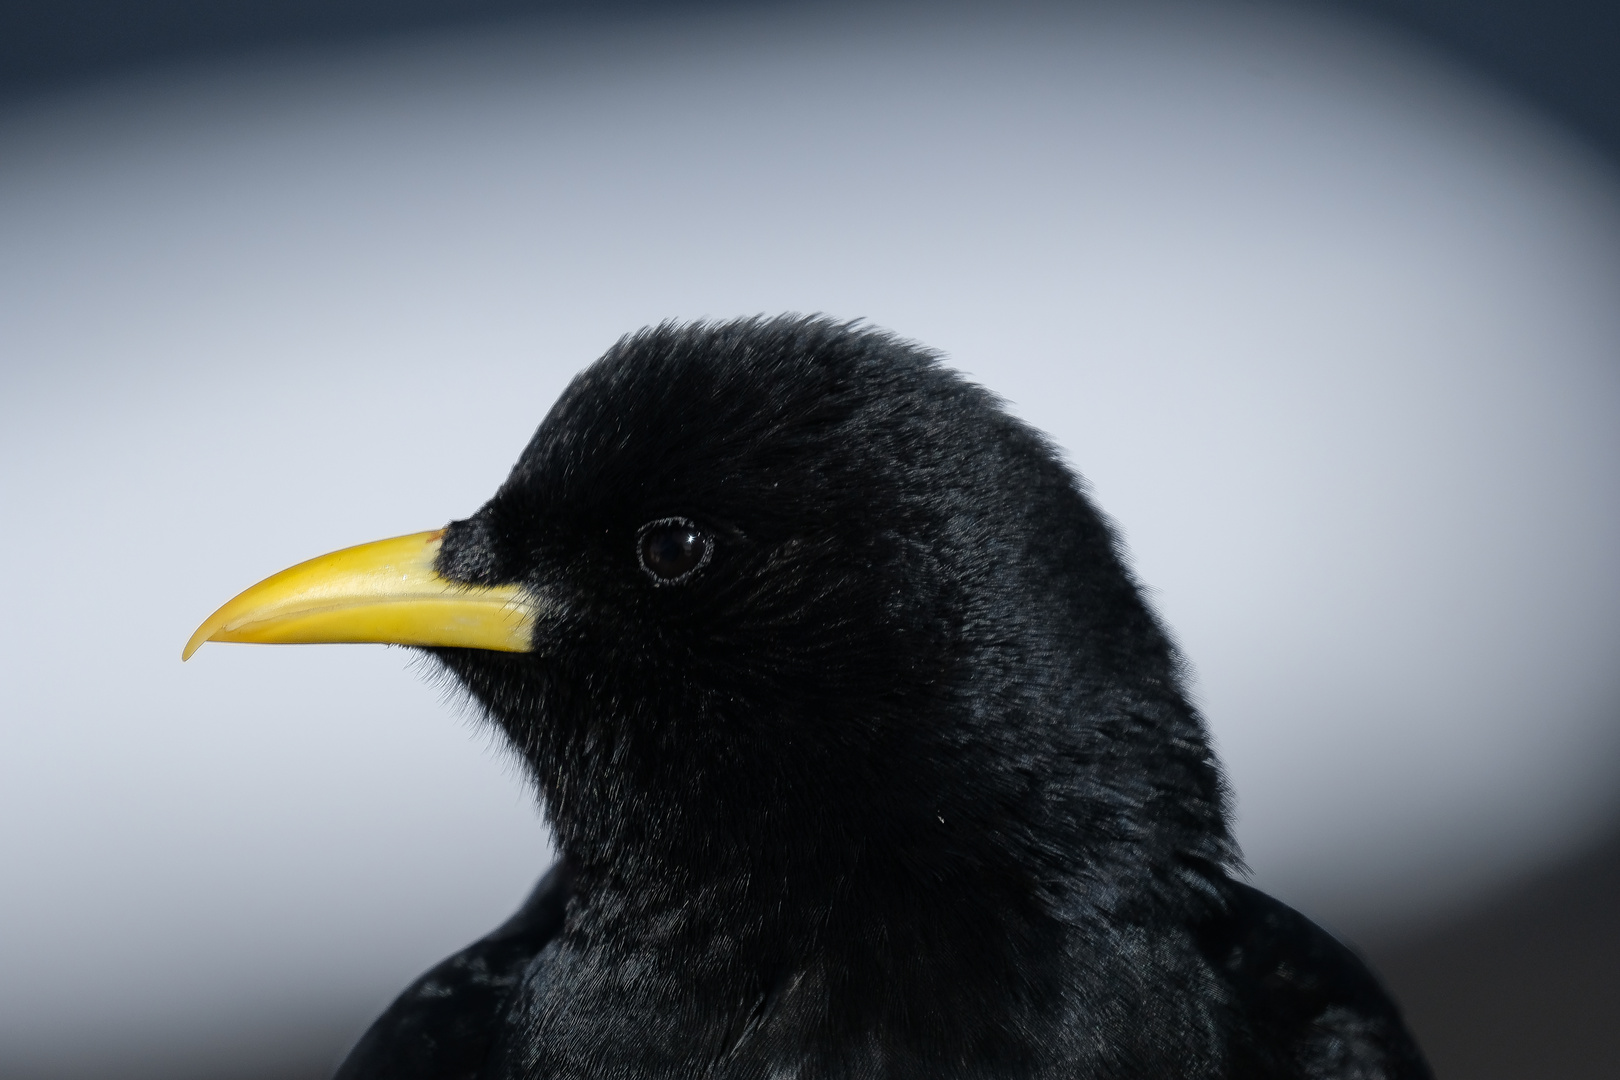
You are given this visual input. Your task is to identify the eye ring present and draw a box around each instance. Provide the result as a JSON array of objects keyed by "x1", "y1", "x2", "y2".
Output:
[{"x1": 636, "y1": 516, "x2": 713, "y2": 586}]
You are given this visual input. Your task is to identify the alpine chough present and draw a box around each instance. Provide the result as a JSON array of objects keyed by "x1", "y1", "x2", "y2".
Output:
[{"x1": 185, "y1": 316, "x2": 1432, "y2": 1080}]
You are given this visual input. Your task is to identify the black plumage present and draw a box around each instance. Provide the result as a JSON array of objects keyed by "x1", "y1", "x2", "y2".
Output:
[{"x1": 336, "y1": 316, "x2": 1430, "y2": 1080}]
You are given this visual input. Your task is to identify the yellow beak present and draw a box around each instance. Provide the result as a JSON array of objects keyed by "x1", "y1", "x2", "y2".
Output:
[{"x1": 182, "y1": 530, "x2": 534, "y2": 661}]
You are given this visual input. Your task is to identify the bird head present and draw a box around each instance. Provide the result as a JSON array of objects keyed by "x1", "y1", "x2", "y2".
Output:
[{"x1": 187, "y1": 317, "x2": 1232, "y2": 962}]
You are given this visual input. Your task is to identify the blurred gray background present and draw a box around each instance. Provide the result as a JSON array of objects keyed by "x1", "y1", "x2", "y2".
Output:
[{"x1": 1, "y1": 2, "x2": 1616, "y2": 1078}]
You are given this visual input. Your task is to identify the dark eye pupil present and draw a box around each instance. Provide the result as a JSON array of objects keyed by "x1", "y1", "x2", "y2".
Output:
[{"x1": 639, "y1": 521, "x2": 708, "y2": 582}]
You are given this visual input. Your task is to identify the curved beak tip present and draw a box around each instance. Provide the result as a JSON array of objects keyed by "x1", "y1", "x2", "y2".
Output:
[{"x1": 181, "y1": 626, "x2": 213, "y2": 662}]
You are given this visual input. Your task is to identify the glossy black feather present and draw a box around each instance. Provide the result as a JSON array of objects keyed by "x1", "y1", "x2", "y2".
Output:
[
  {"x1": 335, "y1": 863, "x2": 572, "y2": 1080},
  {"x1": 1201, "y1": 883, "x2": 1432, "y2": 1080},
  {"x1": 335, "y1": 316, "x2": 1431, "y2": 1079}
]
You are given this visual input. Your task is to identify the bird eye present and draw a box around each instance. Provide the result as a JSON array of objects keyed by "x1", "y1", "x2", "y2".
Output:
[{"x1": 637, "y1": 517, "x2": 712, "y2": 585}]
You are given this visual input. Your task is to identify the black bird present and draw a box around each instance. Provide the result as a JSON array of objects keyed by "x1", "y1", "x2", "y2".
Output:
[{"x1": 185, "y1": 317, "x2": 1431, "y2": 1080}]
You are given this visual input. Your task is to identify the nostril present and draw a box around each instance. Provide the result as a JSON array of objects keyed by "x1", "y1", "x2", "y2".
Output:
[{"x1": 435, "y1": 512, "x2": 507, "y2": 586}]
